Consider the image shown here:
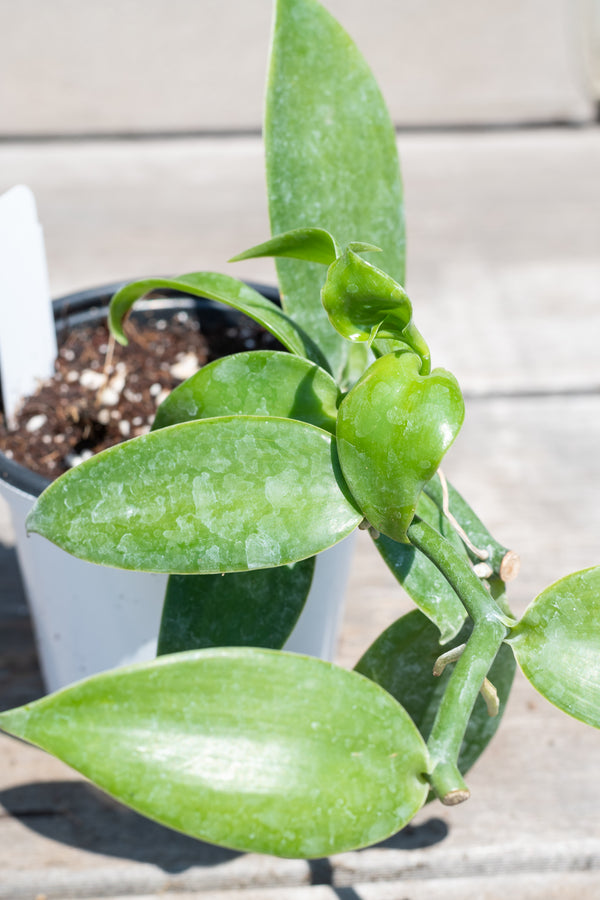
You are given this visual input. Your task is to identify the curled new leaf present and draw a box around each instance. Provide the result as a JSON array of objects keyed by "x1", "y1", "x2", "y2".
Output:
[
  {"x1": 108, "y1": 272, "x2": 329, "y2": 372},
  {"x1": 0, "y1": 648, "x2": 430, "y2": 857},
  {"x1": 506, "y1": 566, "x2": 600, "y2": 728},
  {"x1": 27, "y1": 416, "x2": 363, "y2": 573},
  {"x1": 337, "y1": 352, "x2": 465, "y2": 543},
  {"x1": 153, "y1": 350, "x2": 340, "y2": 434},
  {"x1": 321, "y1": 249, "x2": 412, "y2": 343}
]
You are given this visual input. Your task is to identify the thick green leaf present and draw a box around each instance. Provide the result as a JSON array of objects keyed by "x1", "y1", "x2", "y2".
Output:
[
  {"x1": 321, "y1": 249, "x2": 412, "y2": 344},
  {"x1": 153, "y1": 350, "x2": 340, "y2": 434},
  {"x1": 337, "y1": 353, "x2": 464, "y2": 543},
  {"x1": 231, "y1": 227, "x2": 340, "y2": 266},
  {"x1": 375, "y1": 493, "x2": 467, "y2": 643},
  {"x1": 0, "y1": 648, "x2": 430, "y2": 857},
  {"x1": 507, "y1": 566, "x2": 600, "y2": 728},
  {"x1": 266, "y1": 0, "x2": 404, "y2": 381},
  {"x1": 157, "y1": 558, "x2": 315, "y2": 655},
  {"x1": 108, "y1": 272, "x2": 329, "y2": 372},
  {"x1": 356, "y1": 610, "x2": 516, "y2": 782},
  {"x1": 26, "y1": 416, "x2": 362, "y2": 573}
]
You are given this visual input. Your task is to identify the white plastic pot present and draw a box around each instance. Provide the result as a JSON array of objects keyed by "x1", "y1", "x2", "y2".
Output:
[{"x1": 0, "y1": 285, "x2": 354, "y2": 693}]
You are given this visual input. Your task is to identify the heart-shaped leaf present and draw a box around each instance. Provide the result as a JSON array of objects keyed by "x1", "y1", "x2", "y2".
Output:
[
  {"x1": 157, "y1": 558, "x2": 315, "y2": 655},
  {"x1": 109, "y1": 273, "x2": 329, "y2": 372},
  {"x1": 27, "y1": 416, "x2": 363, "y2": 573},
  {"x1": 153, "y1": 351, "x2": 340, "y2": 434},
  {"x1": 266, "y1": 0, "x2": 404, "y2": 381},
  {"x1": 506, "y1": 566, "x2": 600, "y2": 728},
  {"x1": 356, "y1": 609, "x2": 516, "y2": 781},
  {"x1": 337, "y1": 353, "x2": 464, "y2": 543},
  {"x1": 230, "y1": 227, "x2": 340, "y2": 266},
  {"x1": 0, "y1": 648, "x2": 430, "y2": 857}
]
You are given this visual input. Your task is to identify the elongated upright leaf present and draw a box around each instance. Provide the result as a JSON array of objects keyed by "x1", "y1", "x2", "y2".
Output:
[
  {"x1": 0, "y1": 648, "x2": 430, "y2": 857},
  {"x1": 507, "y1": 566, "x2": 600, "y2": 728},
  {"x1": 356, "y1": 610, "x2": 516, "y2": 781},
  {"x1": 27, "y1": 416, "x2": 363, "y2": 573},
  {"x1": 109, "y1": 273, "x2": 329, "y2": 371},
  {"x1": 266, "y1": 0, "x2": 404, "y2": 381},
  {"x1": 158, "y1": 558, "x2": 315, "y2": 655},
  {"x1": 153, "y1": 351, "x2": 340, "y2": 434}
]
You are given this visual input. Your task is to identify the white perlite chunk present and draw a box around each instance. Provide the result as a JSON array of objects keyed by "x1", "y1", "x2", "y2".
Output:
[
  {"x1": 25, "y1": 414, "x2": 47, "y2": 433},
  {"x1": 80, "y1": 369, "x2": 107, "y2": 390},
  {"x1": 170, "y1": 352, "x2": 199, "y2": 381}
]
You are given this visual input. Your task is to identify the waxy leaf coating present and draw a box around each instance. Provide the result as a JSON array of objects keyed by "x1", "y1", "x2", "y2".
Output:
[
  {"x1": 507, "y1": 566, "x2": 600, "y2": 728},
  {"x1": 153, "y1": 351, "x2": 340, "y2": 434},
  {"x1": 27, "y1": 416, "x2": 363, "y2": 573},
  {"x1": 337, "y1": 353, "x2": 465, "y2": 543},
  {"x1": 0, "y1": 648, "x2": 430, "y2": 857},
  {"x1": 266, "y1": 0, "x2": 405, "y2": 381}
]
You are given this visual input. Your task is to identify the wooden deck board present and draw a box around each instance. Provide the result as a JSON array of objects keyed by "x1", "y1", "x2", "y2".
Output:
[{"x1": 1, "y1": 128, "x2": 599, "y2": 896}]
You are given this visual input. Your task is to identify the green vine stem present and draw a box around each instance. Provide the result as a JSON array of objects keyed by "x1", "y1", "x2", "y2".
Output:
[
  {"x1": 423, "y1": 473, "x2": 520, "y2": 582},
  {"x1": 406, "y1": 516, "x2": 509, "y2": 803}
]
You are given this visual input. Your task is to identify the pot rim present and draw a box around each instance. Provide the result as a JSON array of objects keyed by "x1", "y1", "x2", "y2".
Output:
[{"x1": 0, "y1": 280, "x2": 279, "y2": 499}]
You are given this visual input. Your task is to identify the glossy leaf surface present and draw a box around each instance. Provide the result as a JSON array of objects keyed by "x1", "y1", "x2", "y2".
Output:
[
  {"x1": 0, "y1": 648, "x2": 430, "y2": 857},
  {"x1": 337, "y1": 353, "x2": 465, "y2": 543},
  {"x1": 108, "y1": 272, "x2": 329, "y2": 371},
  {"x1": 157, "y1": 558, "x2": 315, "y2": 655},
  {"x1": 356, "y1": 610, "x2": 516, "y2": 781},
  {"x1": 266, "y1": 0, "x2": 404, "y2": 380},
  {"x1": 27, "y1": 416, "x2": 362, "y2": 573},
  {"x1": 153, "y1": 351, "x2": 340, "y2": 434},
  {"x1": 375, "y1": 494, "x2": 467, "y2": 643},
  {"x1": 507, "y1": 566, "x2": 600, "y2": 728},
  {"x1": 321, "y1": 249, "x2": 412, "y2": 344},
  {"x1": 231, "y1": 227, "x2": 340, "y2": 266}
]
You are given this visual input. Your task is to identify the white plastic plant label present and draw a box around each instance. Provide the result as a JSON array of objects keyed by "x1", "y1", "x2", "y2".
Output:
[{"x1": 0, "y1": 185, "x2": 57, "y2": 427}]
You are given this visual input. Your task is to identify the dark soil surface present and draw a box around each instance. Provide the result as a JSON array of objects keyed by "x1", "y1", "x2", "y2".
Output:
[{"x1": 0, "y1": 310, "x2": 280, "y2": 481}]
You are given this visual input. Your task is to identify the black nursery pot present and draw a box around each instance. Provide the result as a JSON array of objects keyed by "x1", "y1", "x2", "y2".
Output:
[
  {"x1": 0, "y1": 281, "x2": 352, "y2": 694},
  {"x1": 0, "y1": 280, "x2": 281, "y2": 497}
]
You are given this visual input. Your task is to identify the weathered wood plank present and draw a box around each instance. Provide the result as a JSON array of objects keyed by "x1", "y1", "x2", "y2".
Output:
[
  {"x1": 0, "y1": 130, "x2": 597, "y2": 393},
  {"x1": 1, "y1": 394, "x2": 599, "y2": 897},
  {"x1": 0, "y1": 1, "x2": 592, "y2": 136}
]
